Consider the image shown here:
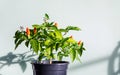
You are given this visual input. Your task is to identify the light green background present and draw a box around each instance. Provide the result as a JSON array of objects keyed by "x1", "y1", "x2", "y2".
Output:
[{"x1": 0, "y1": 0, "x2": 120, "y2": 75}]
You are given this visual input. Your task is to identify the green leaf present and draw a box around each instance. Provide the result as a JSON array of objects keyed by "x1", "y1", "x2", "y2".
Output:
[
  {"x1": 77, "y1": 42, "x2": 83, "y2": 56},
  {"x1": 32, "y1": 24, "x2": 40, "y2": 28},
  {"x1": 25, "y1": 41, "x2": 29, "y2": 47},
  {"x1": 61, "y1": 37, "x2": 69, "y2": 48},
  {"x1": 38, "y1": 42, "x2": 41, "y2": 51},
  {"x1": 59, "y1": 29, "x2": 68, "y2": 32},
  {"x1": 55, "y1": 43, "x2": 59, "y2": 51},
  {"x1": 83, "y1": 47, "x2": 86, "y2": 50},
  {"x1": 14, "y1": 30, "x2": 20, "y2": 37},
  {"x1": 70, "y1": 48, "x2": 76, "y2": 62},
  {"x1": 57, "y1": 52, "x2": 63, "y2": 61},
  {"x1": 44, "y1": 31, "x2": 55, "y2": 41},
  {"x1": 44, "y1": 39, "x2": 51, "y2": 45},
  {"x1": 66, "y1": 26, "x2": 80, "y2": 31},
  {"x1": 14, "y1": 38, "x2": 19, "y2": 44},
  {"x1": 43, "y1": 29, "x2": 48, "y2": 35},
  {"x1": 46, "y1": 48, "x2": 51, "y2": 55},
  {"x1": 63, "y1": 50, "x2": 69, "y2": 57},
  {"x1": 47, "y1": 42, "x2": 55, "y2": 49},
  {"x1": 30, "y1": 39, "x2": 39, "y2": 54},
  {"x1": 55, "y1": 30, "x2": 62, "y2": 40},
  {"x1": 44, "y1": 48, "x2": 51, "y2": 56},
  {"x1": 61, "y1": 37, "x2": 69, "y2": 44},
  {"x1": 38, "y1": 53, "x2": 44, "y2": 61},
  {"x1": 14, "y1": 30, "x2": 22, "y2": 38},
  {"x1": 67, "y1": 37, "x2": 76, "y2": 43},
  {"x1": 15, "y1": 39, "x2": 24, "y2": 50},
  {"x1": 22, "y1": 35, "x2": 27, "y2": 40},
  {"x1": 49, "y1": 22, "x2": 54, "y2": 26},
  {"x1": 49, "y1": 31, "x2": 55, "y2": 38},
  {"x1": 76, "y1": 51, "x2": 81, "y2": 62},
  {"x1": 15, "y1": 30, "x2": 19, "y2": 35},
  {"x1": 45, "y1": 13, "x2": 49, "y2": 20},
  {"x1": 50, "y1": 26, "x2": 58, "y2": 30}
]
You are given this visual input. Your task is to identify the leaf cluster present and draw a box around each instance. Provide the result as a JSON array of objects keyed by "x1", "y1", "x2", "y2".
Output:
[{"x1": 14, "y1": 14, "x2": 85, "y2": 62}]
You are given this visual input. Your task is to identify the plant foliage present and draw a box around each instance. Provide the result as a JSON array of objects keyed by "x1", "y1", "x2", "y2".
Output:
[{"x1": 14, "y1": 14, "x2": 85, "y2": 63}]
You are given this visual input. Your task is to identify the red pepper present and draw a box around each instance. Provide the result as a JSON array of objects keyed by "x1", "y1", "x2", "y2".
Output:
[
  {"x1": 26, "y1": 27, "x2": 30, "y2": 36},
  {"x1": 78, "y1": 40, "x2": 81, "y2": 45},
  {"x1": 34, "y1": 27, "x2": 37, "y2": 34}
]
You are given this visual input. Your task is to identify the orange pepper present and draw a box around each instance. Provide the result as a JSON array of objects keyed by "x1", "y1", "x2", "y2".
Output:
[
  {"x1": 54, "y1": 22, "x2": 58, "y2": 27},
  {"x1": 70, "y1": 35, "x2": 73, "y2": 39},
  {"x1": 26, "y1": 27, "x2": 30, "y2": 36}
]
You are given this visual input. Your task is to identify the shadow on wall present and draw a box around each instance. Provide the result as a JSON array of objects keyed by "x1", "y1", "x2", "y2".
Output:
[
  {"x1": 0, "y1": 51, "x2": 35, "y2": 73},
  {"x1": 69, "y1": 41, "x2": 120, "y2": 75},
  {"x1": 108, "y1": 41, "x2": 120, "y2": 75}
]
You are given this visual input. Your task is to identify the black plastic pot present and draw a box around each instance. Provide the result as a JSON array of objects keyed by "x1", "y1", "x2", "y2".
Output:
[{"x1": 31, "y1": 61, "x2": 69, "y2": 75}]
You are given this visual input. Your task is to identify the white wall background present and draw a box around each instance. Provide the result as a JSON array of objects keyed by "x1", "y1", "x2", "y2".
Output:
[{"x1": 0, "y1": 0, "x2": 120, "y2": 75}]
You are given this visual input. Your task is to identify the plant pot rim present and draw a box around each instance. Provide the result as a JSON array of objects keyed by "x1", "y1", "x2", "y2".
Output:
[{"x1": 31, "y1": 60, "x2": 69, "y2": 65}]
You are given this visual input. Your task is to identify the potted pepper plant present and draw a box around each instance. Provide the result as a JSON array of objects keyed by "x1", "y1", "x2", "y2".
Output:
[{"x1": 14, "y1": 14, "x2": 85, "y2": 75}]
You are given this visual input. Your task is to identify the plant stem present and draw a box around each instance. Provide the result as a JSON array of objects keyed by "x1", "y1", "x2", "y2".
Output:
[
  {"x1": 50, "y1": 58, "x2": 52, "y2": 64},
  {"x1": 63, "y1": 32, "x2": 68, "y2": 36}
]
